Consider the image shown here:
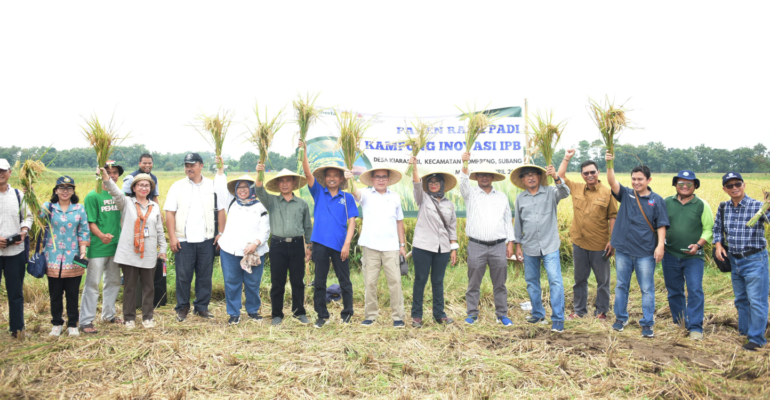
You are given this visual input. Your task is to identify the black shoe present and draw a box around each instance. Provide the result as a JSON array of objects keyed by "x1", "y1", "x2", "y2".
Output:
[
  {"x1": 176, "y1": 305, "x2": 190, "y2": 322},
  {"x1": 314, "y1": 319, "x2": 327, "y2": 329},
  {"x1": 228, "y1": 316, "x2": 240, "y2": 325},
  {"x1": 193, "y1": 310, "x2": 215, "y2": 319},
  {"x1": 248, "y1": 313, "x2": 263, "y2": 322},
  {"x1": 293, "y1": 315, "x2": 310, "y2": 324},
  {"x1": 743, "y1": 342, "x2": 761, "y2": 351}
]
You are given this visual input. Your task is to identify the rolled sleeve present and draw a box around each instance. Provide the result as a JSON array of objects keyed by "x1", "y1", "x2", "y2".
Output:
[{"x1": 459, "y1": 171, "x2": 471, "y2": 201}]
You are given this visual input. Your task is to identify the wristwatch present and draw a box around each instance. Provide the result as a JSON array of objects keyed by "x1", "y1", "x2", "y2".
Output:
[
  {"x1": 697, "y1": 243, "x2": 703, "y2": 250},
  {"x1": 400, "y1": 243, "x2": 406, "y2": 247}
]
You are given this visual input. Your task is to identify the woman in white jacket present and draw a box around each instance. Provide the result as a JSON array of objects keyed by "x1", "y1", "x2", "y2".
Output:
[
  {"x1": 99, "y1": 168, "x2": 167, "y2": 329},
  {"x1": 214, "y1": 161, "x2": 270, "y2": 325}
]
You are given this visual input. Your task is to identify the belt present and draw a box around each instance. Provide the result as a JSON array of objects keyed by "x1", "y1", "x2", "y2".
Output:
[
  {"x1": 732, "y1": 247, "x2": 765, "y2": 260},
  {"x1": 271, "y1": 236, "x2": 304, "y2": 244},
  {"x1": 469, "y1": 237, "x2": 507, "y2": 246}
]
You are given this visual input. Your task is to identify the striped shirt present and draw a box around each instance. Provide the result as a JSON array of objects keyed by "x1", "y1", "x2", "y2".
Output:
[
  {"x1": 713, "y1": 195, "x2": 769, "y2": 254},
  {"x1": 459, "y1": 172, "x2": 515, "y2": 242}
]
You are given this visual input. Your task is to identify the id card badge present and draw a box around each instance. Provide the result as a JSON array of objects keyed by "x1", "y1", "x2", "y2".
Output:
[{"x1": 144, "y1": 227, "x2": 150, "y2": 238}]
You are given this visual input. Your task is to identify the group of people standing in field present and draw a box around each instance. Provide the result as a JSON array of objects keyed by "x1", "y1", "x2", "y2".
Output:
[{"x1": 0, "y1": 143, "x2": 768, "y2": 351}]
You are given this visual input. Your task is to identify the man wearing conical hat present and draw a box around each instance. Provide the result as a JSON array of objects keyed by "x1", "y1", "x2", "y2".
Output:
[
  {"x1": 300, "y1": 140, "x2": 359, "y2": 329},
  {"x1": 459, "y1": 152, "x2": 515, "y2": 327},
  {"x1": 511, "y1": 162, "x2": 571, "y2": 333},
  {"x1": 343, "y1": 165, "x2": 407, "y2": 328},
  {"x1": 255, "y1": 164, "x2": 313, "y2": 326}
]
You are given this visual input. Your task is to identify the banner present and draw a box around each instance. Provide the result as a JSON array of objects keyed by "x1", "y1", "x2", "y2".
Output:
[{"x1": 301, "y1": 106, "x2": 526, "y2": 217}]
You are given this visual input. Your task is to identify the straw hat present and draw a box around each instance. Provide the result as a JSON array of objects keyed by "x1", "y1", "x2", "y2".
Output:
[
  {"x1": 420, "y1": 171, "x2": 458, "y2": 193},
  {"x1": 265, "y1": 169, "x2": 308, "y2": 192},
  {"x1": 469, "y1": 165, "x2": 506, "y2": 182},
  {"x1": 312, "y1": 165, "x2": 348, "y2": 190},
  {"x1": 359, "y1": 166, "x2": 403, "y2": 187},
  {"x1": 226, "y1": 175, "x2": 256, "y2": 195},
  {"x1": 509, "y1": 164, "x2": 547, "y2": 190},
  {"x1": 131, "y1": 173, "x2": 156, "y2": 193}
]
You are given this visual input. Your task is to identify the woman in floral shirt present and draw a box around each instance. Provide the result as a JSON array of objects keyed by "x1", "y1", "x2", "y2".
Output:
[{"x1": 41, "y1": 176, "x2": 90, "y2": 337}]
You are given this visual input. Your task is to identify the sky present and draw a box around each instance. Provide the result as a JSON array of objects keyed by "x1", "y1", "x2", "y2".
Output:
[{"x1": 2, "y1": 1, "x2": 769, "y2": 158}]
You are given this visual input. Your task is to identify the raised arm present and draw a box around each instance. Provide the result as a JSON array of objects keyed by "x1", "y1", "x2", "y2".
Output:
[
  {"x1": 557, "y1": 149, "x2": 574, "y2": 181},
  {"x1": 300, "y1": 139, "x2": 315, "y2": 188},
  {"x1": 459, "y1": 152, "x2": 471, "y2": 201},
  {"x1": 100, "y1": 168, "x2": 128, "y2": 210},
  {"x1": 344, "y1": 169, "x2": 362, "y2": 202},
  {"x1": 410, "y1": 156, "x2": 420, "y2": 183},
  {"x1": 604, "y1": 152, "x2": 620, "y2": 195}
]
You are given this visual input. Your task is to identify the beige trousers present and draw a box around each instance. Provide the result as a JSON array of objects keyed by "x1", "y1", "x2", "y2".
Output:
[{"x1": 362, "y1": 247, "x2": 405, "y2": 321}]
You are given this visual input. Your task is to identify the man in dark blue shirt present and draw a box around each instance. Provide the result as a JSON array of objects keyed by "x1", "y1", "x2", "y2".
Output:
[
  {"x1": 605, "y1": 153, "x2": 669, "y2": 339},
  {"x1": 300, "y1": 140, "x2": 359, "y2": 329},
  {"x1": 713, "y1": 172, "x2": 770, "y2": 351}
]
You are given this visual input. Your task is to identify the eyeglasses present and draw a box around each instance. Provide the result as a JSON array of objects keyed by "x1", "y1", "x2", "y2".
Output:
[
  {"x1": 373, "y1": 176, "x2": 389, "y2": 181},
  {"x1": 135, "y1": 184, "x2": 152, "y2": 189},
  {"x1": 582, "y1": 170, "x2": 597, "y2": 176},
  {"x1": 57, "y1": 187, "x2": 75, "y2": 192},
  {"x1": 724, "y1": 182, "x2": 743, "y2": 189},
  {"x1": 676, "y1": 182, "x2": 694, "y2": 188},
  {"x1": 427, "y1": 181, "x2": 441, "y2": 185},
  {"x1": 519, "y1": 172, "x2": 538, "y2": 179}
]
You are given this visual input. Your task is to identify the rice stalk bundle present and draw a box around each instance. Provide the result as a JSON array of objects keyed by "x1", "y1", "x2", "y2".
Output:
[
  {"x1": 247, "y1": 104, "x2": 285, "y2": 183},
  {"x1": 14, "y1": 156, "x2": 54, "y2": 247},
  {"x1": 456, "y1": 104, "x2": 499, "y2": 169},
  {"x1": 527, "y1": 109, "x2": 567, "y2": 184},
  {"x1": 403, "y1": 118, "x2": 439, "y2": 176},
  {"x1": 588, "y1": 97, "x2": 631, "y2": 169},
  {"x1": 335, "y1": 110, "x2": 376, "y2": 193},
  {"x1": 747, "y1": 188, "x2": 770, "y2": 227},
  {"x1": 81, "y1": 114, "x2": 128, "y2": 193},
  {"x1": 194, "y1": 110, "x2": 233, "y2": 169},
  {"x1": 293, "y1": 92, "x2": 323, "y2": 172}
]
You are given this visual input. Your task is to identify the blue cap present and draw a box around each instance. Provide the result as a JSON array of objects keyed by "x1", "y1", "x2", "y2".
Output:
[
  {"x1": 722, "y1": 172, "x2": 743, "y2": 186},
  {"x1": 672, "y1": 170, "x2": 700, "y2": 189},
  {"x1": 55, "y1": 176, "x2": 75, "y2": 186}
]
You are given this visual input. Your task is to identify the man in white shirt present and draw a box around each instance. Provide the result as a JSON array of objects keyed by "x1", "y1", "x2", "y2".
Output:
[
  {"x1": 164, "y1": 153, "x2": 225, "y2": 322},
  {"x1": 0, "y1": 159, "x2": 33, "y2": 338},
  {"x1": 460, "y1": 153, "x2": 515, "y2": 327},
  {"x1": 345, "y1": 167, "x2": 407, "y2": 328}
]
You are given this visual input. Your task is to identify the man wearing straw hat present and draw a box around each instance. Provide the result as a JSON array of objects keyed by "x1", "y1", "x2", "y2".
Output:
[
  {"x1": 511, "y1": 163, "x2": 571, "y2": 333},
  {"x1": 79, "y1": 162, "x2": 125, "y2": 334},
  {"x1": 255, "y1": 164, "x2": 313, "y2": 326},
  {"x1": 344, "y1": 165, "x2": 407, "y2": 328},
  {"x1": 300, "y1": 140, "x2": 359, "y2": 329},
  {"x1": 165, "y1": 153, "x2": 226, "y2": 322},
  {"x1": 459, "y1": 152, "x2": 515, "y2": 327},
  {"x1": 557, "y1": 150, "x2": 618, "y2": 321}
]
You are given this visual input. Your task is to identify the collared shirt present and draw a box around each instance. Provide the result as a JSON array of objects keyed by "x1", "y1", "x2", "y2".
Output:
[
  {"x1": 564, "y1": 177, "x2": 618, "y2": 251},
  {"x1": 412, "y1": 181, "x2": 457, "y2": 253},
  {"x1": 664, "y1": 194, "x2": 714, "y2": 260},
  {"x1": 308, "y1": 182, "x2": 359, "y2": 252},
  {"x1": 41, "y1": 202, "x2": 90, "y2": 278},
  {"x1": 357, "y1": 187, "x2": 404, "y2": 252},
  {"x1": 255, "y1": 186, "x2": 313, "y2": 242},
  {"x1": 610, "y1": 184, "x2": 670, "y2": 258},
  {"x1": 0, "y1": 184, "x2": 33, "y2": 257},
  {"x1": 459, "y1": 171, "x2": 515, "y2": 242},
  {"x1": 713, "y1": 195, "x2": 769, "y2": 254},
  {"x1": 214, "y1": 174, "x2": 270, "y2": 257},
  {"x1": 164, "y1": 176, "x2": 224, "y2": 243},
  {"x1": 514, "y1": 182, "x2": 571, "y2": 257}
]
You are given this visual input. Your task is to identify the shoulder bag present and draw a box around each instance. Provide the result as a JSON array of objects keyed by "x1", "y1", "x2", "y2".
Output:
[
  {"x1": 14, "y1": 189, "x2": 30, "y2": 265},
  {"x1": 634, "y1": 191, "x2": 657, "y2": 245},
  {"x1": 712, "y1": 202, "x2": 731, "y2": 273},
  {"x1": 27, "y1": 203, "x2": 53, "y2": 278}
]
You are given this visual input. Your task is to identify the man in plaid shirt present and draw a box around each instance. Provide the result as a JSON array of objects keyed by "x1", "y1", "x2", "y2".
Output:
[{"x1": 713, "y1": 172, "x2": 770, "y2": 351}]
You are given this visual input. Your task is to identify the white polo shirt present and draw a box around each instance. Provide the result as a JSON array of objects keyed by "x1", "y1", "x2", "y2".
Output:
[{"x1": 357, "y1": 187, "x2": 404, "y2": 252}]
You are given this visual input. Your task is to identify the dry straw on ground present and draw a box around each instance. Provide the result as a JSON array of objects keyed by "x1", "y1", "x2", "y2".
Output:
[
  {"x1": 247, "y1": 104, "x2": 286, "y2": 183},
  {"x1": 193, "y1": 110, "x2": 234, "y2": 170},
  {"x1": 81, "y1": 114, "x2": 128, "y2": 193},
  {"x1": 588, "y1": 97, "x2": 632, "y2": 170},
  {"x1": 335, "y1": 110, "x2": 376, "y2": 193}
]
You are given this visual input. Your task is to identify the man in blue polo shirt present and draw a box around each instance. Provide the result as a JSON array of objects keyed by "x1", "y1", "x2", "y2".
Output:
[
  {"x1": 605, "y1": 153, "x2": 669, "y2": 338},
  {"x1": 300, "y1": 140, "x2": 359, "y2": 328}
]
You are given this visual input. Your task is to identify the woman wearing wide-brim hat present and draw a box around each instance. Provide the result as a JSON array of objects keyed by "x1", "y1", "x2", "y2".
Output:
[
  {"x1": 509, "y1": 164, "x2": 548, "y2": 190},
  {"x1": 214, "y1": 163, "x2": 271, "y2": 325},
  {"x1": 408, "y1": 157, "x2": 458, "y2": 328}
]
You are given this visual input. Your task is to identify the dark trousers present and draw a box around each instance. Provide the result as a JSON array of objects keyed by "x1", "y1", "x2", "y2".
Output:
[
  {"x1": 174, "y1": 239, "x2": 214, "y2": 312},
  {"x1": 1, "y1": 252, "x2": 26, "y2": 332},
  {"x1": 48, "y1": 275, "x2": 82, "y2": 327},
  {"x1": 270, "y1": 239, "x2": 307, "y2": 318},
  {"x1": 312, "y1": 242, "x2": 353, "y2": 321},
  {"x1": 122, "y1": 264, "x2": 156, "y2": 322},
  {"x1": 572, "y1": 244, "x2": 611, "y2": 316},
  {"x1": 411, "y1": 247, "x2": 450, "y2": 321}
]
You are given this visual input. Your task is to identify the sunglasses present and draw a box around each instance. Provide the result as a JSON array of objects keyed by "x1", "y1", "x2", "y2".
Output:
[
  {"x1": 724, "y1": 182, "x2": 743, "y2": 189},
  {"x1": 676, "y1": 182, "x2": 694, "y2": 188},
  {"x1": 581, "y1": 170, "x2": 597, "y2": 176}
]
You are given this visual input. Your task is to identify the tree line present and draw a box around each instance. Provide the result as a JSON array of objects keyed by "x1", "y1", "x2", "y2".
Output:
[{"x1": 1, "y1": 141, "x2": 768, "y2": 173}]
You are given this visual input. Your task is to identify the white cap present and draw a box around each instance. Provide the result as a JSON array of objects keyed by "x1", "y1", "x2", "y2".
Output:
[{"x1": 0, "y1": 159, "x2": 10, "y2": 170}]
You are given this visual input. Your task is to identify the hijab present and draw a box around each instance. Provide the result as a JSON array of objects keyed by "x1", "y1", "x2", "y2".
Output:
[
  {"x1": 234, "y1": 181, "x2": 259, "y2": 207},
  {"x1": 426, "y1": 174, "x2": 445, "y2": 199}
]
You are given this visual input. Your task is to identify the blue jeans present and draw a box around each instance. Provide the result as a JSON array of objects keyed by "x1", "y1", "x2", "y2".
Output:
[
  {"x1": 523, "y1": 250, "x2": 565, "y2": 322},
  {"x1": 614, "y1": 250, "x2": 656, "y2": 327},
  {"x1": 662, "y1": 252, "x2": 705, "y2": 333},
  {"x1": 220, "y1": 250, "x2": 265, "y2": 317},
  {"x1": 729, "y1": 250, "x2": 769, "y2": 346}
]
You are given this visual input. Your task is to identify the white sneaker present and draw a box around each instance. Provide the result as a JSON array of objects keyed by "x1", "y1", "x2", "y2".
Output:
[
  {"x1": 67, "y1": 327, "x2": 79, "y2": 336},
  {"x1": 49, "y1": 325, "x2": 63, "y2": 337},
  {"x1": 142, "y1": 319, "x2": 155, "y2": 329},
  {"x1": 125, "y1": 321, "x2": 136, "y2": 330}
]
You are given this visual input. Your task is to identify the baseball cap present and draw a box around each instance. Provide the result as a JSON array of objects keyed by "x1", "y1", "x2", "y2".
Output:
[
  {"x1": 0, "y1": 159, "x2": 10, "y2": 170},
  {"x1": 722, "y1": 172, "x2": 743, "y2": 186},
  {"x1": 672, "y1": 170, "x2": 700, "y2": 189},
  {"x1": 183, "y1": 153, "x2": 204, "y2": 165},
  {"x1": 56, "y1": 176, "x2": 76, "y2": 187}
]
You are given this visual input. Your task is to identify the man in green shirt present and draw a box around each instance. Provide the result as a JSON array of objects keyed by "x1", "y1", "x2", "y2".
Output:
[
  {"x1": 80, "y1": 163, "x2": 124, "y2": 333},
  {"x1": 255, "y1": 165, "x2": 313, "y2": 326},
  {"x1": 663, "y1": 170, "x2": 714, "y2": 340}
]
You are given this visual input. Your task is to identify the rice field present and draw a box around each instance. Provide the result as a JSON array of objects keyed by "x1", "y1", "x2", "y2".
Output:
[{"x1": 1, "y1": 169, "x2": 769, "y2": 399}]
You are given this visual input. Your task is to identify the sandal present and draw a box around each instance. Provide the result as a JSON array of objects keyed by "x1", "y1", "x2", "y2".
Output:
[
  {"x1": 81, "y1": 323, "x2": 98, "y2": 334},
  {"x1": 106, "y1": 317, "x2": 124, "y2": 324}
]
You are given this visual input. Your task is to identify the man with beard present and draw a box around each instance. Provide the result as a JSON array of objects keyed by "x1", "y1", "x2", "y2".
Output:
[
  {"x1": 123, "y1": 154, "x2": 159, "y2": 200},
  {"x1": 557, "y1": 150, "x2": 617, "y2": 321},
  {"x1": 662, "y1": 171, "x2": 714, "y2": 340}
]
